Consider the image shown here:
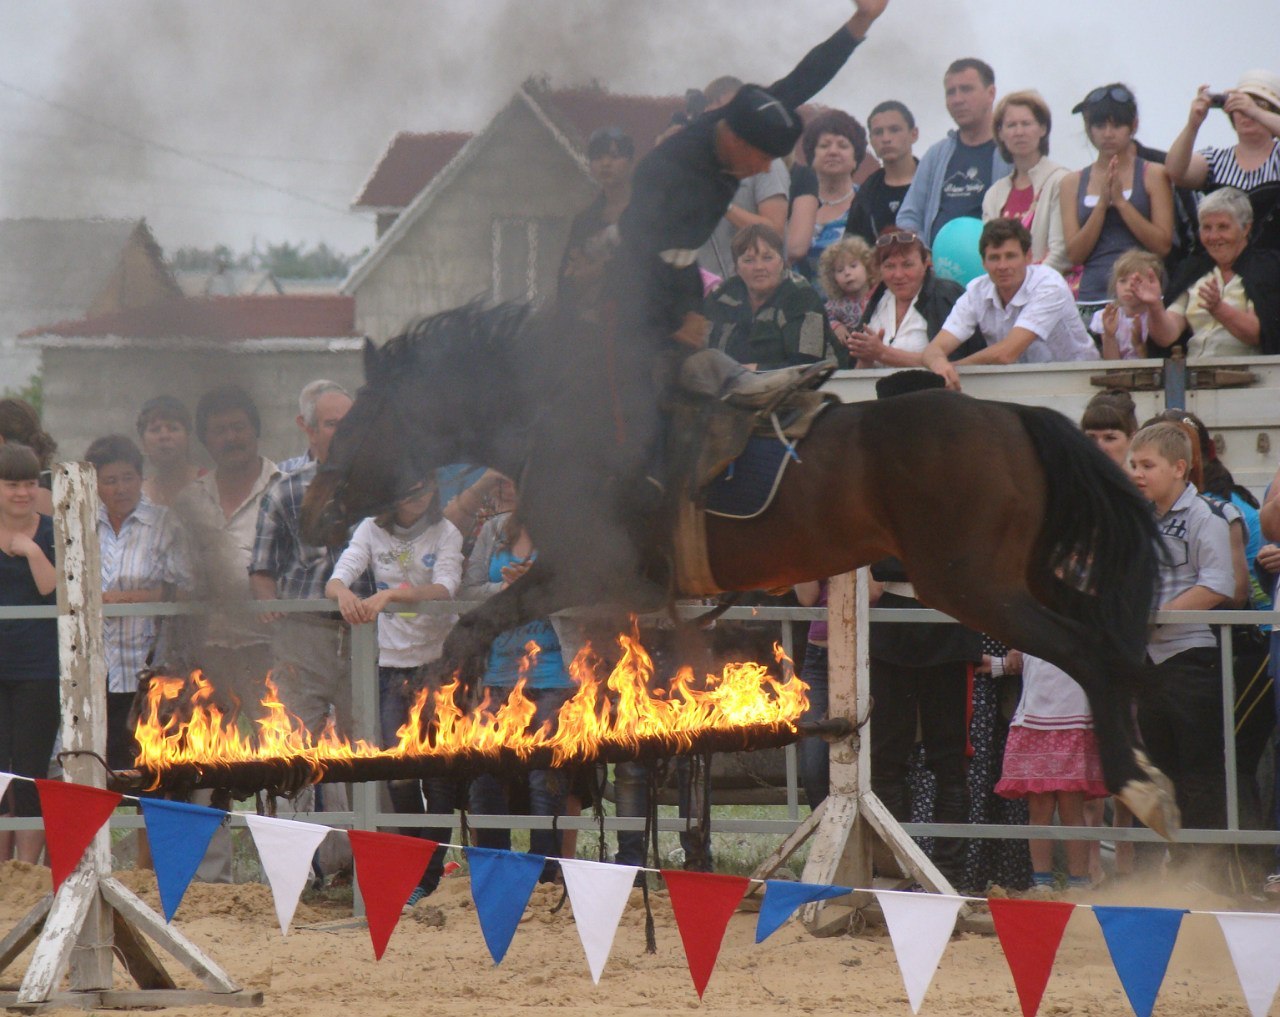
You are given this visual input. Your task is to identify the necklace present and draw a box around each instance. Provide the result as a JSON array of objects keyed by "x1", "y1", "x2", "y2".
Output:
[{"x1": 819, "y1": 187, "x2": 854, "y2": 208}]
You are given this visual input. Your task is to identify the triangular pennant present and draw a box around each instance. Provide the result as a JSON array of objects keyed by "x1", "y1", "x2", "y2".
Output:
[
  {"x1": 1212, "y1": 912, "x2": 1280, "y2": 1017},
  {"x1": 0, "y1": 772, "x2": 13, "y2": 808},
  {"x1": 348, "y1": 830, "x2": 437, "y2": 960},
  {"x1": 755, "y1": 880, "x2": 851, "y2": 943},
  {"x1": 662, "y1": 869, "x2": 749, "y2": 999},
  {"x1": 243, "y1": 813, "x2": 331, "y2": 936},
  {"x1": 874, "y1": 890, "x2": 965, "y2": 1014},
  {"x1": 35, "y1": 779, "x2": 122, "y2": 892},
  {"x1": 559, "y1": 858, "x2": 638, "y2": 984},
  {"x1": 1093, "y1": 906, "x2": 1186, "y2": 1017},
  {"x1": 465, "y1": 846, "x2": 546, "y2": 965},
  {"x1": 989, "y1": 898, "x2": 1076, "y2": 1017},
  {"x1": 139, "y1": 798, "x2": 227, "y2": 921}
]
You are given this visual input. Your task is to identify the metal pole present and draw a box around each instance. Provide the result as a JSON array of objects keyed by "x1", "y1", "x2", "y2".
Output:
[
  {"x1": 1163, "y1": 348, "x2": 1187, "y2": 410},
  {"x1": 1221, "y1": 624, "x2": 1239, "y2": 831},
  {"x1": 348, "y1": 620, "x2": 381, "y2": 918},
  {"x1": 782, "y1": 619, "x2": 800, "y2": 821}
]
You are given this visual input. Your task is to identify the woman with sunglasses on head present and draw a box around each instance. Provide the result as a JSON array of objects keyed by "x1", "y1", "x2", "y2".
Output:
[
  {"x1": 1060, "y1": 84, "x2": 1174, "y2": 326},
  {"x1": 843, "y1": 228, "x2": 979, "y2": 368}
]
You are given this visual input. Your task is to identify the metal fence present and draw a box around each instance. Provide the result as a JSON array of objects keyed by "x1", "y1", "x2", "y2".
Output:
[{"x1": 1, "y1": 597, "x2": 1277, "y2": 852}]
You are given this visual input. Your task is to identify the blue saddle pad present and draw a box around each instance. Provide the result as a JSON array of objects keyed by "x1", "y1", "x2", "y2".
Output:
[{"x1": 704, "y1": 435, "x2": 792, "y2": 520}]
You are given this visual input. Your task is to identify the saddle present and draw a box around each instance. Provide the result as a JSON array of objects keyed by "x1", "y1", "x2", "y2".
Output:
[{"x1": 667, "y1": 351, "x2": 837, "y2": 596}]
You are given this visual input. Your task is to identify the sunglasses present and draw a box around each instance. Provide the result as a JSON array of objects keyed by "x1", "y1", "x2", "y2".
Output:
[
  {"x1": 875, "y1": 229, "x2": 923, "y2": 249},
  {"x1": 1074, "y1": 85, "x2": 1135, "y2": 112}
]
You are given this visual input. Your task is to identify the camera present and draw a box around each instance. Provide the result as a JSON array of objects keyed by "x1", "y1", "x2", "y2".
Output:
[{"x1": 1208, "y1": 93, "x2": 1229, "y2": 109}]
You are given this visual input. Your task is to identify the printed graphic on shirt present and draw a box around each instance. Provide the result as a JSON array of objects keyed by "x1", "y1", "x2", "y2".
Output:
[{"x1": 941, "y1": 166, "x2": 986, "y2": 204}]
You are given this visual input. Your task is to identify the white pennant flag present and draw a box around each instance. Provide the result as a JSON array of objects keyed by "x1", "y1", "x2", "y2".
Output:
[
  {"x1": 1212, "y1": 912, "x2": 1280, "y2": 1017},
  {"x1": 244, "y1": 814, "x2": 331, "y2": 936},
  {"x1": 0, "y1": 772, "x2": 13, "y2": 808},
  {"x1": 874, "y1": 890, "x2": 964, "y2": 1014},
  {"x1": 559, "y1": 858, "x2": 639, "y2": 984}
]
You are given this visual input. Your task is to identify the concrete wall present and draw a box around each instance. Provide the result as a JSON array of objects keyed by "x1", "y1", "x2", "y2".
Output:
[
  {"x1": 352, "y1": 100, "x2": 596, "y2": 342},
  {"x1": 36, "y1": 341, "x2": 364, "y2": 468}
]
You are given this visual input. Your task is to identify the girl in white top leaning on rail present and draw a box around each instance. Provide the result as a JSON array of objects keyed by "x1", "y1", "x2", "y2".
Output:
[{"x1": 326, "y1": 475, "x2": 464, "y2": 906}]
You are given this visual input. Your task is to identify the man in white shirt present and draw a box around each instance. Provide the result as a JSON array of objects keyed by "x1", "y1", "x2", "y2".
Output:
[{"x1": 921, "y1": 218, "x2": 1098, "y2": 389}]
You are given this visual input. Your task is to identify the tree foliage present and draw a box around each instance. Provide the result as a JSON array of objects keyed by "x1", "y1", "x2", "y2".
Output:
[{"x1": 170, "y1": 241, "x2": 364, "y2": 279}]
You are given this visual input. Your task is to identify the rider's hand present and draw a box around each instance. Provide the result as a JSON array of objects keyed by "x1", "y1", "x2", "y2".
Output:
[{"x1": 672, "y1": 312, "x2": 711, "y2": 349}]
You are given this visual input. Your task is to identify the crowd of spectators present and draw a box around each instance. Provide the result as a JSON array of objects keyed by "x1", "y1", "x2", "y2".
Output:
[{"x1": 3, "y1": 51, "x2": 1280, "y2": 901}]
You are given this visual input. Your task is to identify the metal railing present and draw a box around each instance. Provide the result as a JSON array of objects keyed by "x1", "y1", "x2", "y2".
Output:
[{"x1": 2, "y1": 597, "x2": 1276, "y2": 851}]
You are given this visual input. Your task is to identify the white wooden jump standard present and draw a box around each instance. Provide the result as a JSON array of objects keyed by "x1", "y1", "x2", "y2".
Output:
[
  {"x1": 751, "y1": 570, "x2": 966, "y2": 935},
  {"x1": 0, "y1": 463, "x2": 260, "y2": 1012}
]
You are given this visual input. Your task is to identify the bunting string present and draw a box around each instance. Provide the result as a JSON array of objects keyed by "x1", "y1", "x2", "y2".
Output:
[{"x1": 6, "y1": 767, "x2": 1280, "y2": 1013}]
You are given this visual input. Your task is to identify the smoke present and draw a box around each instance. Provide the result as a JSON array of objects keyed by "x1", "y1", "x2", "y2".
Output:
[{"x1": 0, "y1": 0, "x2": 988, "y2": 254}]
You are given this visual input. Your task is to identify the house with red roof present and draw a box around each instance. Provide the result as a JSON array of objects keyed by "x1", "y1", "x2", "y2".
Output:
[
  {"x1": 21, "y1": 294, "x2": 363, "y2": 463},
  {"x1": 343, "y1": 82, "x2": 684, "y2": 341}
]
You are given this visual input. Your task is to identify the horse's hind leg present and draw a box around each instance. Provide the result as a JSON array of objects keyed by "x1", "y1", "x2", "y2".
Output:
[{"x1": 924, "y1": 582, "x2": 1180, "y2": 840}]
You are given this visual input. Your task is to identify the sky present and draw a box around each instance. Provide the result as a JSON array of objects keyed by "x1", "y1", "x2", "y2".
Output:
[{"x1": 0, "y1": 0, "x2": 1274, "y2": 260}]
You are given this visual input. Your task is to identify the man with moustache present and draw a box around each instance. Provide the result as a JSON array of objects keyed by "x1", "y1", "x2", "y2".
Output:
[
  {"x1": 896, "y1": 58, "x2": 1010, "y2": 245},
  {"x1": 175, "y1": 384, "x2": 279, "y2": 720}
]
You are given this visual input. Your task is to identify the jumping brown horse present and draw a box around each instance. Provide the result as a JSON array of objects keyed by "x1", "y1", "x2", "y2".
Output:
[{"x1": 300, "y1": 302, "x2": 1177, "y2": 838}]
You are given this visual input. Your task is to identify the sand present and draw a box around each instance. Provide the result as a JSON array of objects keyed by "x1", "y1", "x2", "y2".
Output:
[{"x1": 0, "y1": 858, "x2": 1273, "y2": 1016}]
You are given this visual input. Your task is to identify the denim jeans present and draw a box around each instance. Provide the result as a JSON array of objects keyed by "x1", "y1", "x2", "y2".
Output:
[
  {"x1": 613, "y1": 757, "x2": 712, "y2": 869},
  {"x1": 379, "y1": 665, "x2": 456, "y2": 891},
  {"x1": 468, "y1": 685, "x2": 571, "y2": 862},
  {"x1": 797, "y1": 644, "x2": 830, "y2": 810}
]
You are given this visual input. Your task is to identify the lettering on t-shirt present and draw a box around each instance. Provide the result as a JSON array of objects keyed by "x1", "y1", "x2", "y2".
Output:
[{"x1": 941, "y1": 166, "x2": 987, "y2": 204}]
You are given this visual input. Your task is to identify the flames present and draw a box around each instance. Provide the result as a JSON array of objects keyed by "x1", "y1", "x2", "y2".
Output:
[{"x1": 132, "y1": 634, "x2": 808, "y2": 788}]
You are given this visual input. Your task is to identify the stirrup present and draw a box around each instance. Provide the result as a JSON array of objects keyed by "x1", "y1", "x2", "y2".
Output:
[{"x1": 721, "y1": 359, "x2": 836, "y2": 411}]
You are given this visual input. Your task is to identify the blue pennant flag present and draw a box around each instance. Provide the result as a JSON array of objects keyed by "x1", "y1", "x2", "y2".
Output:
[
  {"x1": 465, "y1": 847, "x2": 547, "y2": 965},
  {"x1": 756, "y1": 880, "x2": 852, "y2": 943},
  {"x1": 139, "y1": 798, "x2": 227, "y2": 922},
  {"x1": 1093, "y1": 906, "x2": 1186, "y2": 1017}
]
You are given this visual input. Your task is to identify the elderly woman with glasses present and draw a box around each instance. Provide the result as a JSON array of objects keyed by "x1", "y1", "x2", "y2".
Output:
[
  {"x1": 1060, "y1": 83, "x2": 1174, "y2": 322},
  {"x1": 1133, "y1": 186, "x2": 1280, "y2": 357},
  {"x1": 843, "y1": 229, "x2": 981, "y2": 368}
]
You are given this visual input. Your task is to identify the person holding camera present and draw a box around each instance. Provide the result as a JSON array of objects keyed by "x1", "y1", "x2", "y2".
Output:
[{"x1": 1165, "y1": 72, "x2": 1280, "y2": 195}]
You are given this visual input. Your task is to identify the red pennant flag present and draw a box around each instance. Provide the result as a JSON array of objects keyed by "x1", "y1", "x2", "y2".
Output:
[
  {"x1": 347, "y1": 830, "x2": 437, "y2": 959},
  {"x1": 35, "y1": 779, "x2": 122, "y2": 892},
  {"x1": 662, "y1": 870, "x2": 749, "y2": 999},
  {"x1": 989, "y1": 897, "x2": 1076, "y2": 1017}
]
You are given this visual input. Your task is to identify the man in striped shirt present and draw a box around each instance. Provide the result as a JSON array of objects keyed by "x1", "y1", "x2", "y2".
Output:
[{"x1": 249, "y1": 381, "x2": 356, "y2": 739}]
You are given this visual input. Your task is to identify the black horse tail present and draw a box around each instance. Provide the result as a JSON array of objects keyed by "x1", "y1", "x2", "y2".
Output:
[{"x1": 1011, "y1": 403, "x2": 1160, "y2": 664}]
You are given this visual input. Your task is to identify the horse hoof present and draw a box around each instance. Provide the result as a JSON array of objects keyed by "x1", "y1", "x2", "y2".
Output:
[{"x1": 1120, "y1": 750, "x2": 1181, "y2": 841}]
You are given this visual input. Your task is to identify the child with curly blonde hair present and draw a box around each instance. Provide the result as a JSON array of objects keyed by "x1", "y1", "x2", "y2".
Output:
[{"x1": 818, "y1": 236, "x2": 876, "y2": 343}]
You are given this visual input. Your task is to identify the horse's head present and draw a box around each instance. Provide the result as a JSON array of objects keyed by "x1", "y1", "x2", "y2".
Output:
[{"x1": 301, "y1": 304, "x2": 532, "y2": 544}]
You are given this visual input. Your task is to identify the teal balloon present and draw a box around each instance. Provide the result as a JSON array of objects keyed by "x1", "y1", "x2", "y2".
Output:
[{"x1": 931, "y1": 217, "x2": 985, "y2": 285}]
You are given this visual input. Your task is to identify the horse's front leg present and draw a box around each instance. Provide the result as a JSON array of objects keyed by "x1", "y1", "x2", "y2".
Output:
[{"x1": 433, "y1": 560, "x2": 569, "y2": 703}]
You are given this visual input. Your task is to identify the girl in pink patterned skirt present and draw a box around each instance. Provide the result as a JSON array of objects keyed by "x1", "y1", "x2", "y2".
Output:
[{"x1": 995, "y1": 654, "x2": 1108, "y2": 892}]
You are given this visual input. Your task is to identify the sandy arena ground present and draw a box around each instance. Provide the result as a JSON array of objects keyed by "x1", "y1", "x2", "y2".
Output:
[{"x1": 1, "y1": 858, "x2": 1275, "y2": 1016}]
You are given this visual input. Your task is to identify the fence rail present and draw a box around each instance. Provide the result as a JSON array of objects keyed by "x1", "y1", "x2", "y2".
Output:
[{"x1": 3, "y1": 598, "x2": 1277, "y2": 850}]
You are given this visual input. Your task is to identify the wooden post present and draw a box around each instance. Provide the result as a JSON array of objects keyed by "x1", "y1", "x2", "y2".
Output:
[
  {"x1": 2, "y1": 463, "x2": 259, "y2": 1012},
  {"x1": 754, "y1": 569, "x2": 964, "y2": 935}
]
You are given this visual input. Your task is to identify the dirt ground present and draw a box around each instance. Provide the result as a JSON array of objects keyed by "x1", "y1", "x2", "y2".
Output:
[{"x1": 0, "y1": 859, "x2": 1275, "y2": 1016}]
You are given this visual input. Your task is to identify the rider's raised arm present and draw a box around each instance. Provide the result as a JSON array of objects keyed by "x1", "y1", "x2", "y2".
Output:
[{"x1": 768, "y1": 0, "x2": 888, "y2": 110}]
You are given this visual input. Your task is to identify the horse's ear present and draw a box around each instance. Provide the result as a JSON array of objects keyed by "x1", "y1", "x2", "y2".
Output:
[{"x1": 362, "y1": 337, "x2": 379, "y2": 379}]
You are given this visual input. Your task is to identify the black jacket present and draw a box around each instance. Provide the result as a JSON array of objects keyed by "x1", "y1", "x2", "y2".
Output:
[
  {"x1": 859, "y1": 271, "x2": 986, "y2": 359},
  {"x1": 1163, "y1": 244, "x2": 1280, "y2": 356}
]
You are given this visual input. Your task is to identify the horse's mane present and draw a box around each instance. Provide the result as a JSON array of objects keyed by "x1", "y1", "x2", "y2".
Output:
[{"x1": 368, "y1": 300, "x2": 536, "y2": 385}]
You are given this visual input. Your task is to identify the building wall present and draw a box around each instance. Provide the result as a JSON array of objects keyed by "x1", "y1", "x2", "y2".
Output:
[
  {"x1": 352, "y1": 100, "x2": 596, "y2": 342},
  {"x1": 37, "y1": 343, "x2": 364, "y2": 468}
]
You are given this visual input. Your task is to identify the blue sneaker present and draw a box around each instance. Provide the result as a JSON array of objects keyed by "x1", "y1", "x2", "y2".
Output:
[{"x1": 402, "y1": 885, "x2": 428, "y2": 913}]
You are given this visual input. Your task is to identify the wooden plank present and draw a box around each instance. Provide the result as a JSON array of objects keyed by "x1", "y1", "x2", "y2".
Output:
[
  {"x1": 110, "y1": 909, "x2": 176, "y2": 991},
  {"x1": 51, "y1": 464, "x2": 113, "y2": 993},
  {"x1": 97, "y1": 989, "x2": 263, "y2": 1009},
  {"x1": 4, "y1": 989, "x2": 262, "y2": 1013},
  {"x1": 99, "y1": 879, "x2": 240, "y2": 993},
  {"x1": 15, "y1": 872, "x2": 97, "y2": 1004},
  {"x1": 744, "y1": 799, "x2": 826, "y2": 895},
  {"x1": 0, "y1": 897, "x2": 52, "y2": 976}
]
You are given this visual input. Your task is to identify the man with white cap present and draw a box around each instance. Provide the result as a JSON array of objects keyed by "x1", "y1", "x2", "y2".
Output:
[{"x1": 1165, "y1": 70, "x2": 1280, "y2": 195}]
